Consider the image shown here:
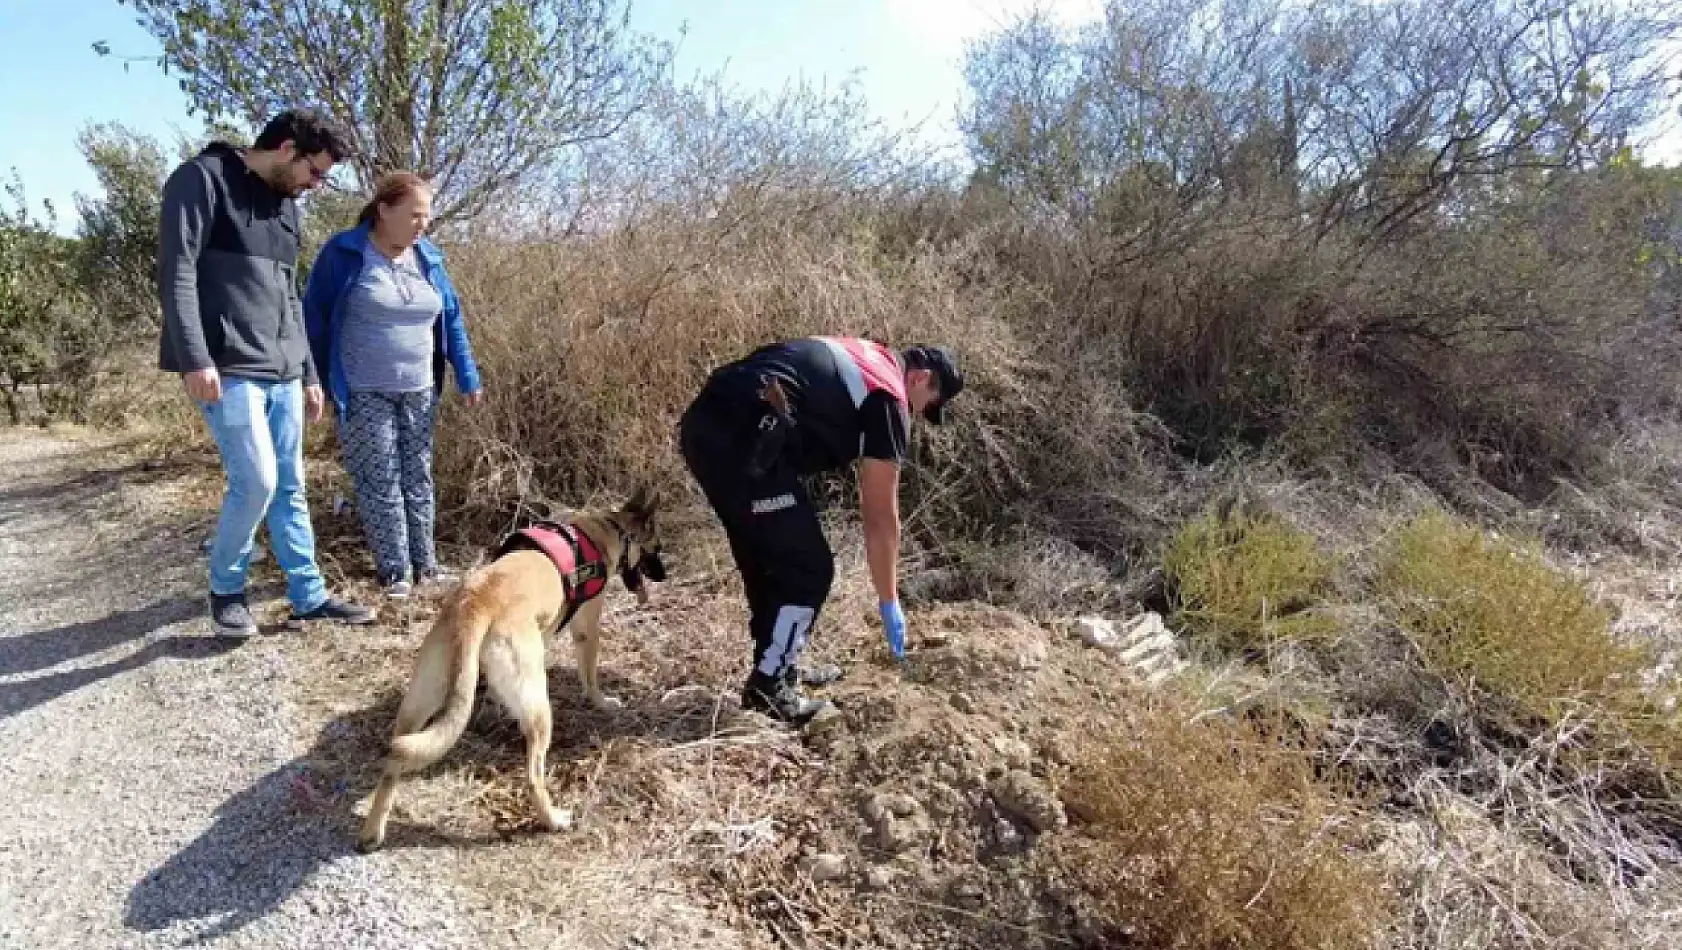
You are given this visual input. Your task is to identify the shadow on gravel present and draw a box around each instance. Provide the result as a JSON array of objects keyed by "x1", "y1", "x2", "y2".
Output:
[
  {"x1": 0, "y1": 635, "x2": 244, "y2": 721},
  {"x1": 0, "y1": 598, "x2": 226, "y2": 720},
  {"x1": 0, "y1": 452, "x2": 205, "y2": 528},
  {"x1": 124, "y1": 675, "x2": 720, "y2": 941},
  {"x1": 124, "y1": 691, "x2": 512, "y2": 942},
  {"x1": 123, "y1": 698, "x2": 397, "y2": 942},
  {"x1": 0, "y1": 597, "x2": 203, "y2": 679}
]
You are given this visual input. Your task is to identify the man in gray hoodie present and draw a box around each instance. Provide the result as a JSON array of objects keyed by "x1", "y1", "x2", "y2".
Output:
[{"x1": 159, "y1": 108, "x2": 374, "y2": 636}]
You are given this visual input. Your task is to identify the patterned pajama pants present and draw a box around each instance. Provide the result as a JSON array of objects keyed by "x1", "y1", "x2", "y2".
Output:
[{"x1": 340, "y1": 389, "x2": 439, "y2": 584}]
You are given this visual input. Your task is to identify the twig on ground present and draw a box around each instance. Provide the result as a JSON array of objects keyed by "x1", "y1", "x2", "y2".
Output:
[{"x1": 873, "y1": 894, "x2": 1078, "y2": 946}]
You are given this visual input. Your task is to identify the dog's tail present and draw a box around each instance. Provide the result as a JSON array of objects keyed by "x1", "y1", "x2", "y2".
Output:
[{"x1": 388, "y1": 600, "x2": 491, "y2": 772}]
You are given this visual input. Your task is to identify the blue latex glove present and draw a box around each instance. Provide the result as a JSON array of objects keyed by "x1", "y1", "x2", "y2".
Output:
[{"x1": 879, "y1": 600, "x2": 906, "y2": 660}]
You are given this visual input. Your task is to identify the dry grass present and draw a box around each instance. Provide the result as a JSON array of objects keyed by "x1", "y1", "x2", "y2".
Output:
[
  {"x1": 1048, "y1": 694, "x2": 1393, "y2": 950},
  {"x1": 424, "y1": 206, "x2": 1189, "y2": 590},
  {"x1": 430, "y1": 226, "x2": 1030, "y2": 537},
  {"x1": 1376, "y1": 743, "x2": 1682, "y2": 950}
]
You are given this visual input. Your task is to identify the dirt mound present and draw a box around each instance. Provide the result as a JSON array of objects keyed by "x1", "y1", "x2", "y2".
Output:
[{"x1": 713, "y1": 602, "x2": 1158, "y2": 949}]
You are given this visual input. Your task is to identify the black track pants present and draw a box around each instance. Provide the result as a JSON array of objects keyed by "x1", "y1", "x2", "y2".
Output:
[{"x1": 679, "y1": 396, "x2": 835, "y2": 679}]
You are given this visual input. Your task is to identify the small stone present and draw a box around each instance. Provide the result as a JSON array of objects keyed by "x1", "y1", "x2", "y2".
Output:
[
  {"x1": 865, "y1": 865, "x2": 895, "y2": 890},
  {"x1": 862, "y1": 794, "x2": 888, "y2": 825},
  {"x1": 806, "y1": 853, "x2": 848, "y2": 883},
  {"x1": 864, "y1": 792, "x2": 931, "y2": 853},
  {"x1": 991, "y1": 734, "x2": 1033, "y2": 772},
  {"x1": 1075, "y1": 615, "x2": 1121, "y2": 649},
  {"x1": 1041, "y1": 734, "x2": 1078, "y2": 767},
  {"x1": 885, "y1": 793, "x2": 920, "y2": 818},
  {"x1": 805, "y1": 704, "x2": 844, "y2": 731},
  {"x1": 879, "y1": 822, "x2": 921, "y2": 853},
  {"x1": 950, "y1": 692, "x2": 977, "y2": 714},
  {"x1": 990, "y1": 769, "x2": 1067, "y2": 833},
  {"x1": 1016, "y1": 640, "x2": 1048, "y2": 670},
  {"x1": 994, "y1": 818, "x2": 1025, "y2": 852},
  {"x1": 804, "y1": 707, "x2": 847, "y2": 751},
  {"x1": 950, "y1": 879, "x2": 986, "y2": 908}
]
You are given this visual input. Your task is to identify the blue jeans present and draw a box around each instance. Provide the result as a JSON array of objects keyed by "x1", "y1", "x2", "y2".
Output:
[{"x1": 199, "y1": 377, "x2": 328, "y2": 612}]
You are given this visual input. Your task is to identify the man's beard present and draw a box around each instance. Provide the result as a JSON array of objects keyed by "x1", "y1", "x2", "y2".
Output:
[{"x1": 258, "y1": 166, "x2": 304, "y2": 198}]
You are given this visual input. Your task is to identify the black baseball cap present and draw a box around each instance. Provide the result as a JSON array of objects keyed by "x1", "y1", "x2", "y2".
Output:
[{"x1": 903, "y1": 345, "x2": 963, "y2": 424}]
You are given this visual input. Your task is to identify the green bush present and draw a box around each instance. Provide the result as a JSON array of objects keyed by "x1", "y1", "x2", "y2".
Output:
[
  {"x1": 1379, "y1": 511, "x2": 1682, "y2": 776},
  {"x1": 1380, "y1": 512, "x2": 1629, "y2": 717},
  {"x1": 1164, "y1": 507, "x2": 1335, "y2": 652}
]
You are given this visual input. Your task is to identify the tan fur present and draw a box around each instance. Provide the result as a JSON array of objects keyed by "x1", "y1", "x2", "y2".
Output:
[{"x1": 357, "y1": 491, "x2": 661, "y2": 852}]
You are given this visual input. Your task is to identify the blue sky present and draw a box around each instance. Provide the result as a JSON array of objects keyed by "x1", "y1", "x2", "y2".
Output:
[
  {"x1": 0, "y1": 0, "x2": 1099, "y2": 230},
  {"x1": 3, "y1": 0, "x2": 1677, "y2": 232}
]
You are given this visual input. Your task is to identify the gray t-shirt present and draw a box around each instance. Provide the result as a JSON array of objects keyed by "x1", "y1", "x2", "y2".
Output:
[{"x1": 340, "y1": 239, "x2": 444, "y2": 393}]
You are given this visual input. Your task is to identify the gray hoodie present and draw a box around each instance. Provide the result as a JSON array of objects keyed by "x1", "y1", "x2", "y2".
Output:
[{"x1": 156, "y1": 142, "x2": 317, "y2": 386}]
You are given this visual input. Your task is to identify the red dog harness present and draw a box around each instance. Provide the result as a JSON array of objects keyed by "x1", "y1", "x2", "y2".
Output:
[{"x1": 496, "y1": 520, "x2": 610, "y2": 625}]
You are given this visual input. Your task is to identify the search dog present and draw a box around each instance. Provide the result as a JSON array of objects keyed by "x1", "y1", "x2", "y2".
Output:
[{"x1": 357, "y1": 488, "x2": 666, "y2": 852}]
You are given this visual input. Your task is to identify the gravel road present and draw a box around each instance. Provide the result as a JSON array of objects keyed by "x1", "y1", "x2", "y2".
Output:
[{"x1": 0, "y1": 428, "x2": 538, "y2": 950}]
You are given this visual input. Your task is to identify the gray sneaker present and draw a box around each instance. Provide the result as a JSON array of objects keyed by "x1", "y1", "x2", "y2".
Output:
[
  {"x1": 384, "y1": 579, "x2": 414, "y2": 600},
  {"x1": 208, "y1": 593, "x2": 258, "y2": 639},
  {"x1": 416, "y1": 566, "x2": 459, "y2": 591},
  {"x1": 285, "y1": 596, "x2": 377, "y2": 630}
]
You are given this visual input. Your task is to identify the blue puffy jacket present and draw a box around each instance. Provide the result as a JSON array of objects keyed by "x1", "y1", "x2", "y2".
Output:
[{"x1": 302, "y1": 223, "x2": 482, "y2": 422}]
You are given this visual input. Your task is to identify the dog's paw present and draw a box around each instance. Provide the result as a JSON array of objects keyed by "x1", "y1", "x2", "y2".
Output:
[{"x1": 541, "y1": 807, "x2": 575, "y2": 832}]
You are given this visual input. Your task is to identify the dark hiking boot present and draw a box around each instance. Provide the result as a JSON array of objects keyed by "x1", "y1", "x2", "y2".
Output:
[{"x1": 741, "y1": 672, "x2": 833, "y2": 726}]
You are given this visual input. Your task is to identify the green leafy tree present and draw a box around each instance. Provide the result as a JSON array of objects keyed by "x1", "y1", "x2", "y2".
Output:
[
  {"x1": 0, "y1": 181, "x2": 84, "y2": 424},
  {"x1": 107, "y1": 0, "x2": 672, "y2": 223},
  {"x1": 73, "y1": 122, "x2": 168, "y2": 332}
]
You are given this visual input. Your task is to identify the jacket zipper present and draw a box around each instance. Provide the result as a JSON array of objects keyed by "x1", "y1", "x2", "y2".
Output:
[{"x1": 276, "y1": 259, "x2": 295, "y2": 379}]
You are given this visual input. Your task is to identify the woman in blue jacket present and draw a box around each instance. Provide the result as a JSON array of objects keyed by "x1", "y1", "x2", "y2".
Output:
[{"x1": 303, "y1": 171, "x2": 483, "y2": 598}]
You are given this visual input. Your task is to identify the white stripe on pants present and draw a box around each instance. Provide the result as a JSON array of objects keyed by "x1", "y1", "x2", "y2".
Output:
[{"x1": 757, "y1": 605, "x2": 815, "y2": 677}]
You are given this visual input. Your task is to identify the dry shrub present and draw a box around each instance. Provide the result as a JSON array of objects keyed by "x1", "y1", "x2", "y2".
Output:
[
  {"x1": 433, "y1": 218, "x2": 1006, "y2": 510},
  {"x1": 426, "y1": 203, "x2": 1181, "y2": 594},
  {"x1": 1051, "y1": 696, "x2": 1392, "y2": 950},
  {"x1": 1537, "y1": 415, "x2": 1682, "y2": 558},
  {"x1": 1163, "y1": 504, "x2": 1336, "y2": 652}
]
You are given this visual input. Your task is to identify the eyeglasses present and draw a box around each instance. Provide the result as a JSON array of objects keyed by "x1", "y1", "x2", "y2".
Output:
[{"x1": 296, "y1": 155, "x2": 333, "y2": 183}]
